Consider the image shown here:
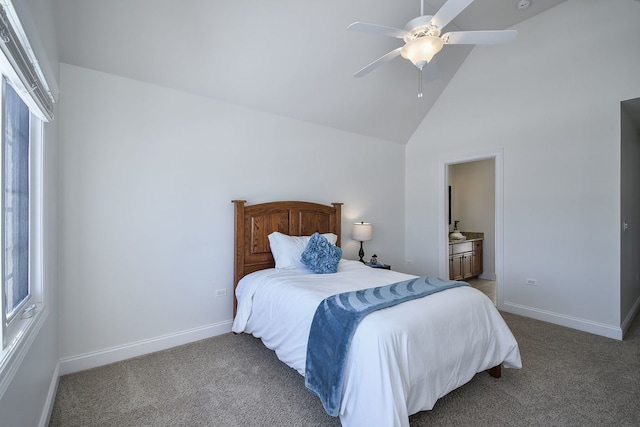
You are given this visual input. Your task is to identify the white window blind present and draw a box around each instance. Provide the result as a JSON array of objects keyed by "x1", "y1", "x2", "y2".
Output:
[{"x1": 0, "y1": 1, "x2": 54, "y2": 121}]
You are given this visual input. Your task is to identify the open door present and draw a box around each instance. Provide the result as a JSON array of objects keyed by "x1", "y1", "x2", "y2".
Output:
[{"x1": 440, "y1": 150, "x2": 503, "y2": 307}]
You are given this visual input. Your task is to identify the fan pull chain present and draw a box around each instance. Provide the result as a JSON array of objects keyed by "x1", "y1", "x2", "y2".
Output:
[{"x1": 418, "y1": 68, "x2": 423, "y2": 98}]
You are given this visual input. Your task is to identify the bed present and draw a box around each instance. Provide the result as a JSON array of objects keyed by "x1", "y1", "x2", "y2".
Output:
[{"x1": 231, "y1": 199, "x2": 521, "y2": 427}]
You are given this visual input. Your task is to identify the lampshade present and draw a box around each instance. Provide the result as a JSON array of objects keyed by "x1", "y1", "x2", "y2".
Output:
[
  {"x1": 400, "y1": 36, "x2": 444, "y2": 70},
  {"x1": 352, "y1": 222, "x2": 372, "y2": 242}
]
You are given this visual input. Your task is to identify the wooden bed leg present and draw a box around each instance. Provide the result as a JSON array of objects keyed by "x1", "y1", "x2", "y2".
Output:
[{"x1": 488, "y1": 364, "x2": 502, "y2": 378}]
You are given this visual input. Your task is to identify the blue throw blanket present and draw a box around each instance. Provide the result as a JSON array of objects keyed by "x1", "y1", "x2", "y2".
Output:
[{"x1": 305, "y1": 276, "x2": 468, "y2": 416}]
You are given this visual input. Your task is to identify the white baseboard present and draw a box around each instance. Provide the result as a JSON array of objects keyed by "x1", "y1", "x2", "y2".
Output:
[
  {"x1": 59, "y1": 320, "x2": 233, "y2": 375},
  {"x1": 479, "y1": 272, "x2": 496, "y2": 281},
  {"x1": 501, "y1": 302, "x2": 623, "y2": 340},
  {"x1": 39, "y1": 361, "x2": 60, "y2": 427},
  {"x1": 621, "y1": 295, "x2": 640, "y2": 338}
]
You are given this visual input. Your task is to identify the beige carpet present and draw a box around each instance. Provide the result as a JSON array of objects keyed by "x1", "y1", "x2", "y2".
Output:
[{"x1": 50, "y1": 311, "x2": 640, "y2": 426}]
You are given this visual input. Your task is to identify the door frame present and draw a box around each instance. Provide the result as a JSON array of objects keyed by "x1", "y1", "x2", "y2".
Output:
[{"x1": 438, "y1": 148, "x2": 504, "y2": 308}]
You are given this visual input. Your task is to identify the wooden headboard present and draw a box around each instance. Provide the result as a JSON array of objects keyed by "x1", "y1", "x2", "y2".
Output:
[{"x1": 232, "y1": 200, "x2": 343, "y2": 315}]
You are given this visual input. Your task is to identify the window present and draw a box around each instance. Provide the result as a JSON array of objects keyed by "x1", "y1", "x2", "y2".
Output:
[
  {"x1": 3, "y1": 80, "x2": 31, "y2": 329},
  {"x1": 0, "y1": 78, "x2": 43, "y2": 353},
  {"x1": 0, "y1": 0, "x2": 52, "y2": 388}
]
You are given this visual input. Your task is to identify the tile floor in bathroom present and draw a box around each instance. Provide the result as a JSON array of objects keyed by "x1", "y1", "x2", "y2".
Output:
[{"x1": 466, "y1": 278, "x2": 496, "y2": 305}]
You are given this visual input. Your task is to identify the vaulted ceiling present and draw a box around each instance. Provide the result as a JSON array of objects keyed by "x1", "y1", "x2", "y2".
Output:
[{"x1": 54, "y1": 0, "x2": 565, "y2": 144}]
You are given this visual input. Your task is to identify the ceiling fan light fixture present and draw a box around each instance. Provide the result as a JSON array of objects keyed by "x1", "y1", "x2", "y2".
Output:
[{"x1": 400, "y1": 36, "x2": 444, "y2": 69}]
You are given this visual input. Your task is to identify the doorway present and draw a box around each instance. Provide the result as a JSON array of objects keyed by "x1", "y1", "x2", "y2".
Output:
[
  {"x1": 438, "y1": 150, "x2": 503, "y2": 308},
  {"x1": 620, "y1": 97, "x2": 640, "y2": 333}
]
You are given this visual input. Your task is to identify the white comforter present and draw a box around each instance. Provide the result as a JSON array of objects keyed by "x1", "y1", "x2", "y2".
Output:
[{"x1": 232, "y1": 260, "x2": 521, "y2": 427}]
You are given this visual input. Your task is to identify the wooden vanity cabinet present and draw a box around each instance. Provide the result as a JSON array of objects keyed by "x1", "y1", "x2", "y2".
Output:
[
  {"x1": 450, "y1": 253, "x2": 463, "y2": 280},
  {"x1": 471, "y1": 240, "x2": 482, "y2": 277},
  {"x1": 449, "y1": 240, "x2": 482, "y2": 280}
]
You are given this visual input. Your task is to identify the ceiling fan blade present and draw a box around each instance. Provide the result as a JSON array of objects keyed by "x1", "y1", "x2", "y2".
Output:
[
  {"x1": 347, "y1": 22, "x2": 408, "y2": 39},
  {"x1": 429, "y1": 0, "x2": 474, "y2": 30},
  {"x1": 442, "y1": 30, "x2": 517, "y2": 45},
  {"x1": 353, "y1": 47, "x2": 402, "y2": 78}
]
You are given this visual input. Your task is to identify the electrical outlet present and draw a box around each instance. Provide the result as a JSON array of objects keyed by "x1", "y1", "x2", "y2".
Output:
[
  {"x1": 525, "y1": 278, "x2": 537, "y2": 286},
  {"x1": 215, "y1": 289, "x2": 227, "y2": 297}
]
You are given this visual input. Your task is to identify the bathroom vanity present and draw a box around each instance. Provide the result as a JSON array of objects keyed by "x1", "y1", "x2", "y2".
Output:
[{"x1": 449, "y1": 234, "x2": 483, "y2": 281}]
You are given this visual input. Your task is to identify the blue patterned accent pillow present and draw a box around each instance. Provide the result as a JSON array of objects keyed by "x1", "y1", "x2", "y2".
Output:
[{"x1": 301, "y1": 232, "x2": 342, "y2": 274}]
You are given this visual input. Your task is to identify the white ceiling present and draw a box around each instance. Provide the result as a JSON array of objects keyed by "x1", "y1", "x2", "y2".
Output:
[{"x1": 54, "y1": 0, "x2": 565, "y2": 144}]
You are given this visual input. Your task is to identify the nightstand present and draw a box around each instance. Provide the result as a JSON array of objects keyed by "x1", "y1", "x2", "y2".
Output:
[{"x1": 366, "y1": 262, "x2": 391, "y2": 270}]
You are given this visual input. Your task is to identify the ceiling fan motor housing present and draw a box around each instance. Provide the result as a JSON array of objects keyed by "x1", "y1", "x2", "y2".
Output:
[
  {"x1": 401, "y1": 15, "x2": 444, "y2": 69},
  {"x1": 403, "y1": 15, "x2": 441, "y2": 40}
]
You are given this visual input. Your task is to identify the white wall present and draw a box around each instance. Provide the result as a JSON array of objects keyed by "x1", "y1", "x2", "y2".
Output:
[
  {"x1": 0, "y1": 0, "x2": 60, "y2": 426},
  {"x1": 405, "y1": 0, "x2": 640, "y2": 339},
  {"x1": 58, "y1": 63, "x2": 406, "y2": 372}
]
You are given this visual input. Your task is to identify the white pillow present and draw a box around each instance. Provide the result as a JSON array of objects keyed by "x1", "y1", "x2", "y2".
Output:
[{"x1": 268, "y1": 231, "x2": 338, "y2": 270}]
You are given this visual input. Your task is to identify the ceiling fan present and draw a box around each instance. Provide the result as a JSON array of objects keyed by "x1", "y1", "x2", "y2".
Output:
[{"x1": 348, "y1": 0, "x2": 517, "y2": 96}]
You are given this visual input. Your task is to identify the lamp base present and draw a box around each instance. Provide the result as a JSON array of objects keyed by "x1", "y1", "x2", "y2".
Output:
[{"x1": 359, "y1": 242, "x2": 365, "y2": 263}]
